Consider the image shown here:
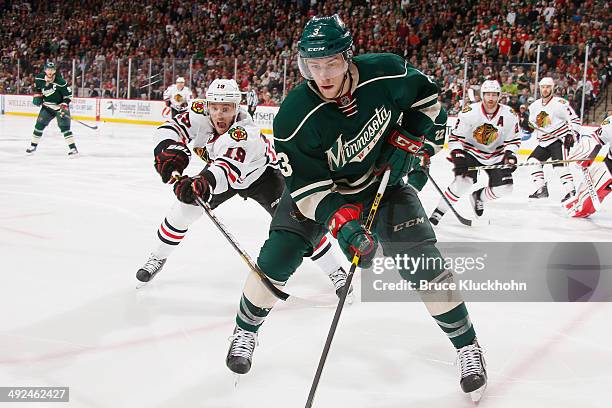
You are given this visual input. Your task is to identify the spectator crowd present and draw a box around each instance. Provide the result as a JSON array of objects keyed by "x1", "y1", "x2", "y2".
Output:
[{"x1": 0, "y1": 0, "x2": 609, "y2": 120}]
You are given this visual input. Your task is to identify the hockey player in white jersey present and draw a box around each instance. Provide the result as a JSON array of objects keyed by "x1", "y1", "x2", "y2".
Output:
[
  {"x1": 137, "y1": 79, "x2": 350, "y2": 296},
  {"x1": 429, "y1": 80, "x2": 520, "y2": 224},
  {"x1": 526, "y1": 77, "x2": 581, "y2": 201},
  {"x1": 564, "y1": 116, "x2": 612, "y2": 217},
  {"x1": 163, "y1": 76, "x2": 192, "y2": 118}
]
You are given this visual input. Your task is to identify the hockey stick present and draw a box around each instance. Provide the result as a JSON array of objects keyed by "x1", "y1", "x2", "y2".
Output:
[
  {"x1": 466, "y1": 158, "x2": 590, "y2": 171},
  {"x1": 424, "y1": 168, "x2": 473, "y2": 226},
  {"x1": 193, "y1": 195, "x2": 289, "y2": 301},
  {"x1": 64, "y1": 114, "x2": 99, "y2": 130},
  {"x1": 139, "y1": 79, "x2": 161, "y2": 89},
  {"x1": 171, "y1": 172, "x2": 331, "y2": 306},
  {"x1": 305, "y1": 168, "x2": 391, "y2": 408},
  {"x1": 43, "y1": 102, "x2": 99, "y2": 130}
]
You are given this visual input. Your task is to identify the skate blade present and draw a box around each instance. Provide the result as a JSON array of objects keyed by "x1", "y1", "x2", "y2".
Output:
[
  {"x1": 233, "y1": 374, "x2": 242, "y2": 388},
  {"x1": 135, "y1": 281, "x2": 150, "y2": 289},
  {"x1": 469, "y1": 384, "x2": 487, "y2": 403}
]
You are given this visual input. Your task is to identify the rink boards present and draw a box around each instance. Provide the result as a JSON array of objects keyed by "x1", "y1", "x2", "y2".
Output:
[{"x1": 0, "y1": 94, "x2": 602, "y2": 158}]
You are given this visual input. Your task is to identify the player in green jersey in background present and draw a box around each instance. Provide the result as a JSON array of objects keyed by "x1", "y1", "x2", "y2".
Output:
[
  {"x1": 26, "y1": 61, "x2": 78, "y2": 156},
  {"x1": 213, "y1": 15, "x2": 486, "y2": 402}
]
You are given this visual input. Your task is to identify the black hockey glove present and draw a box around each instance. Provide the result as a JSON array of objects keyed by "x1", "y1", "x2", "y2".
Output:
[
  {"x1": 503, "y1": 151, "x2": 518, "y2": 172},
  {"x1": 173, "y1": 175, "x2": 210, "y2": 205},
  {"x1": 450, "y1": 149, "x2": 469, "y2": 176},
  {"x1": 154, "y1": 139, "x2": 191, "y2": 184},
  {"x1": 563, "y1": 132, "x2": 576, "y2": 150},
  {"x1": 375, "y1": 125, "x2": 424, "y2": 185}
]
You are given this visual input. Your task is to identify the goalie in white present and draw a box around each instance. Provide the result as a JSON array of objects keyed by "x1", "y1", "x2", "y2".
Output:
[
  {"x1": 138, "y1": 79, "x2": 350, "y2": 297},
  {"x1": 163, "y1": 76, "x2": 192, "y2": 118},
  {"x1": 429, "y1": 80, "x2": 520, "y2": 224},
  {"x1": 564, "y1": 116, "x2": 612, "y2": 217}
]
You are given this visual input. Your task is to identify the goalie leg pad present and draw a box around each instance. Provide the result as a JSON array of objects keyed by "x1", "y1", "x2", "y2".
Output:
[{"x1": 565, "y1": 166, "x2": 612, "y2": 218}]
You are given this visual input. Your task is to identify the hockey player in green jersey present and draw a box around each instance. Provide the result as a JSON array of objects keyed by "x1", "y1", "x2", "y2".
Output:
[
  {"x1": 218, "y1": 15, "x2": 486, "y2": 401},
  {"x1": 26, "y1": 62, "x2": 78, "y2": 156}
]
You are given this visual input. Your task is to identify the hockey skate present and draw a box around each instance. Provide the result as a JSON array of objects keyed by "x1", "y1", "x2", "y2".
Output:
[
  {"x1": 26, "y1": 145, "x2": 37, "y2": 154},
  {"x1": 136, "y1": 254, "x2": 167, "y2": 288},
  {"x1": 457, "y1": 339, "x2": 487, "y2": 402},
  {"x1": 68, "y1": 147, "x2": 79, "y2": 157},
  {"x1": 528, "y1": 184, "x2": 549, "y2": 199},
  {"x1": 226, "y1": 326, "x2": 258, "y2": 375},
  {"x1": 429, "y1": 208, "x2": 445, "y2": 226},
  {"x1": 470, "y1": 189, "x2": 484, "y2": 217},
  {"x1": 328, "y1": 267, "x2": 353, "y2": 302}
]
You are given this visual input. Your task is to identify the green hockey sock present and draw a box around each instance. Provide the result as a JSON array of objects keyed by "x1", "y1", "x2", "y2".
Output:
[{"x1": 432, "y1": 303, "x2": 476, "y2": 349}]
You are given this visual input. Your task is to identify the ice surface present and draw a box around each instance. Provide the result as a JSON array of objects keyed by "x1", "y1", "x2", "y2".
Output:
[{"x1": 1, "y1": 115, "x2": 610, "y2": 407}]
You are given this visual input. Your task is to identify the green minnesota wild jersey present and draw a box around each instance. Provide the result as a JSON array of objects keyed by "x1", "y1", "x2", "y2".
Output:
[
  {"x1": 273, "y1": 53, "x2": 446, "y2": 224},
  {"x1": 34, "y1": 72, "x2": 72, "y2": 105}
]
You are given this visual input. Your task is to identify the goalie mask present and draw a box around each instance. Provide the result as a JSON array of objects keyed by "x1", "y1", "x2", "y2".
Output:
[{"x1": 297, "y1": 14, "x2": 353, "y2": 81}]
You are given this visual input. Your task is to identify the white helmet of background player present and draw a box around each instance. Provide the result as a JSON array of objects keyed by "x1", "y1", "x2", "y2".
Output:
[
  {"x1": 539, "y1": 77, "x2": 554, "y2": 87},
  {"x1": 480, "y1": 80, "x2": 501, "y2": 111},
  {"x1": 176, "y1": 76, "x2": 185, "y2": 89},
  {"x1": 539, "y1": 77, "x2": 555, "y2": 99},
  {"x1": 480, "y1": 80, "x2": 501, "y2": 100}
]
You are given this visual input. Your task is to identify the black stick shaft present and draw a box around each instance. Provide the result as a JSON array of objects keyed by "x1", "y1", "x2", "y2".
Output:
[{"x1": 305, "y1": 169, "x2": 391, "y2": 407}]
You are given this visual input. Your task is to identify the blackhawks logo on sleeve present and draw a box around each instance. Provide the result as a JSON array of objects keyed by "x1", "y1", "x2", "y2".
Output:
[
  {"x1": 602, "y1": 118, "x2": 610, "y2": 126},
  {"x1": 229, "y1": 126, "x2": 248, "y2": 141},
  {"x1": 473, "y1": 123, "x2": 499, "y2": 145},
  {"x1": 190, "y1": 100, "x2": 206, "y2": 114},
  {"x1": 536, "y1": 111, "x2": 551, "y2": 128},
  {"x1": 462, "y1": 105, "x2": 472, "y2": 113},
  {"x1": 193, "y1": 147, "x2": 211, "y2": 163}
]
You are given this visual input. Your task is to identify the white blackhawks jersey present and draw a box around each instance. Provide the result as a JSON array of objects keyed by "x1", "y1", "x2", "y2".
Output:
[
  {"x1": 449, "y1": 102, "x2": 521, "y2": 165},
  {"x1": 528, "y1": 96, "x2": 581, "y2": 147},
  {"x1": 154, "y1": 99, "x2": 278, "y2": 195},
  {"x1": 163, "y1": 84, "x2": 192, "y2": 111},
  {"x1": 569, "y1": 116, "x2": 612, "y2": 162}
]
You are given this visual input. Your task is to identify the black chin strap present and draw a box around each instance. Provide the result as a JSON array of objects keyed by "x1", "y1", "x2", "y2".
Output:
[{"x1": 332, "y1": 71, "x2": 351, "y2": 99}]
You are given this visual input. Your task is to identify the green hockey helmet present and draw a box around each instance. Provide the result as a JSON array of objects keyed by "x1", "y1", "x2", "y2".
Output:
[
  {"x1": 44, "y1": 61, "x2": 56, "y2": 72},
  {"x1": 297, "y1": 14, "x2": 353, "y2": 80}
]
